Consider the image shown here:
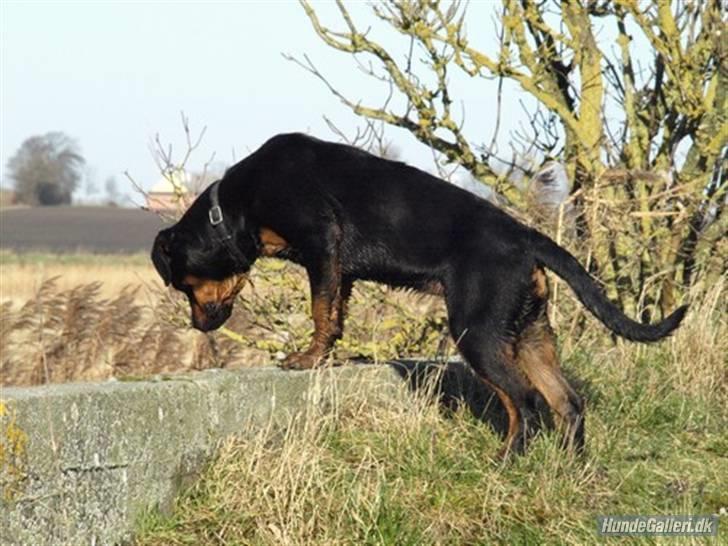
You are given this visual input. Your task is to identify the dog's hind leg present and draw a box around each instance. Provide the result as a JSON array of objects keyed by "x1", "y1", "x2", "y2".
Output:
[
  {"x1": 517, "y1": 316, "x2": 585, "y2": 452},
  {"x1": 462, "y1": 340, "x2": 539, "y2": 458},
  {"x1": 446, "y1": 275, "x2": 539, "y2": 457},
  {"x1": 515, "y1": 268, "x2": 584, "y2": 451}
]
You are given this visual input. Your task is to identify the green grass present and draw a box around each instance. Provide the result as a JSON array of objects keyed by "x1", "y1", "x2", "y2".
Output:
[
  {"x1": 5, "y1": 250, "x2": 718, "y2": 544},
  {"x1": 134, "y1": 280, "x2": 727, "y2": 546}
]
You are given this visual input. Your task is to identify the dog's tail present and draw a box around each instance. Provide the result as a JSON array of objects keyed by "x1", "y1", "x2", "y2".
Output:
[{"x1": 532, "y1": 233, "x2": 687, "y2": 342}]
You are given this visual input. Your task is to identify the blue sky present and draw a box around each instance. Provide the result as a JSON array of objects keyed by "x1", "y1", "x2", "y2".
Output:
[
  {"x1": 0, "y1": 0, "x2": 668, "y2": 205},
  {"x1": 1, "y1": 1, "x2": 524, "y2": 205}
]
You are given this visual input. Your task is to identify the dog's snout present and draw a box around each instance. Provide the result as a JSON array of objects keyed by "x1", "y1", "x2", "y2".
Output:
[
  {"x1": 203, "y1": 302, "x2": 221, "y2": 318},
  {"x1": 202, "y1": 302, "x2": 231, "y2": 325},
  {"x1": 192, "y1": 300, "x2": 233, "y2": 332}
]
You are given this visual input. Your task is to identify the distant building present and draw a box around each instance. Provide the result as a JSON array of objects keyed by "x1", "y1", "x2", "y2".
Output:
[{"x1": 146, "y1": 172, "x2": 194, "y2": 212}]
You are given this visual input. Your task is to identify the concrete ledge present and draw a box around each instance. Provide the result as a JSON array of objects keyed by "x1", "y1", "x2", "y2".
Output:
[{"x1": 0, "y1": 365, "x2": 406, "y2": 546}]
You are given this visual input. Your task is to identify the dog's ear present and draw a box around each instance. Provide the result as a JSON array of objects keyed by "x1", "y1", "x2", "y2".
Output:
[{"x1": 151, "y1": 229, "x2": 174, "y2": 286}]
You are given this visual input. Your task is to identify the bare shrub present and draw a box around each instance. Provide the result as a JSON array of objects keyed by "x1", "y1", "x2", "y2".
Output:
[{"x1": 222, "y1": 259, "x2": 449, "y2": 366}]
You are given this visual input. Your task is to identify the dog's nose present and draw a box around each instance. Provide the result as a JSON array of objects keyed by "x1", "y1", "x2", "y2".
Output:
[
  {"x1": 191, "y1": 299, "x2": 232, "y2": 332},
  {"x1": 203, "y1": 302, "x2": 223, "y2": 320}
]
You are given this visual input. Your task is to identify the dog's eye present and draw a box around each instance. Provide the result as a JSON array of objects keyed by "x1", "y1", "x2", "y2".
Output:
[{"x1": 181, "y1": 275, "x2": 203, "y2": 289}]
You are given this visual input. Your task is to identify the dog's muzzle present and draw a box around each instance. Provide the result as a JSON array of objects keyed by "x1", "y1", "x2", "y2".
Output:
[{"x1": 191, "y1": 301, "x2": 233, "y2": 332}]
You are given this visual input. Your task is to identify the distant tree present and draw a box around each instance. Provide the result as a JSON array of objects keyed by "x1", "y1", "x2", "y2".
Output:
[
  {"x1": 6, "y1": 132, "x2": 85, "y2": 206},
  {"x1": 104, "y1": 176, "x2": 119, "y2": 206}
]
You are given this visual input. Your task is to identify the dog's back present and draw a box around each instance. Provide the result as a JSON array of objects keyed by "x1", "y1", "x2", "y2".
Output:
[{"x1": 251, "y1": 133, "x2": 529, "y2": 281}]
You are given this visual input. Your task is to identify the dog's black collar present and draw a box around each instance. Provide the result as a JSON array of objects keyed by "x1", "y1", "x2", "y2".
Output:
[{"x1": 208, "y1": 180, "x2": 250, "y2": 269}]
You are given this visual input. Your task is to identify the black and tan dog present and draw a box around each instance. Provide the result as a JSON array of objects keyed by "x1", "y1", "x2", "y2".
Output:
[{"x1": 151, "y1": 133, "x2": 686, "y2": 455}]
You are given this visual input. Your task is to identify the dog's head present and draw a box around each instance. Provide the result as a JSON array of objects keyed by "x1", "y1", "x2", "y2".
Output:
[{"x1": 151, "y1": 189, "x2": 256, "y2": 332}]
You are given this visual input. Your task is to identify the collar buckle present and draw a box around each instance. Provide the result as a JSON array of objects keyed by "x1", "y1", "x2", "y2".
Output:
[{"x1": 209, "y1": 205, "x2": 223, "y2": 226}]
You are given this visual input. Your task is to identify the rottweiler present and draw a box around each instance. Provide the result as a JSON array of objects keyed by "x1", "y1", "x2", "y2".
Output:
[{"x1": 151, "y1": 133, "x2": 687, "y2": 455}]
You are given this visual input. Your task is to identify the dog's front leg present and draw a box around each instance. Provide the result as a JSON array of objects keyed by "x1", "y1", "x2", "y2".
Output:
[
  {"x1": 281, "y1": 234, "x2": 343, "y2": 370},
  {"x1": 331, "y1": 277, "x2": 353, "y2": 342}
]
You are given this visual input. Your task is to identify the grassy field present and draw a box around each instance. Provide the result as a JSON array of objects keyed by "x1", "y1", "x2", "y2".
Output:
[
  {"x1": 2, "y1": 252, "x2": 725, "y2": 543},
  {"x1": 133, "y1": 281, "x2": 727, "y2": 545},
  {"x1": 0, "y1": 251, "x2": 158, "y2": 306}
]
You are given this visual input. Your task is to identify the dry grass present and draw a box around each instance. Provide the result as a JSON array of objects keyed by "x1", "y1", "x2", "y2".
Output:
[
  {"x1": 0, "y1": 252, "x2": 224, "y2": 386},
  {"x1": 2, "y1": 251, "x2": 725, "y2": 542},
  {"x1": 135, "y1": 280, "x2": 727, "y2": 545},
  {"x1": 0, "y1": 254, "x2": 448, "y2": 387},
  {"x1": 0, "y1": 251, "x2": 158, "y2": 307},
  {"x1": 0, "y1": 277, "x2": 239, "y2": 386}
]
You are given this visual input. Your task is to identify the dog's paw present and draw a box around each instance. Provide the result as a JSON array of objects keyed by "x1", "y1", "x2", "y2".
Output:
[{"x1": 280, "y1": 351, "x2": 323, "y2": 370}]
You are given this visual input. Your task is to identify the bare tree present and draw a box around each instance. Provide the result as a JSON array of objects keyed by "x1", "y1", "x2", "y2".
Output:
[
  {"x1": 125, "y1": 112, "x2": 217, "y2": 222},
  {"x1": 297, "y1": 0, "x2": 726, "y2": 318},
  {"x1": 188, "y1": 163, "x2": 226, "y2": 195},
  {"x1": 6, "y1": 132, "x2": 85, "y2": 206}
]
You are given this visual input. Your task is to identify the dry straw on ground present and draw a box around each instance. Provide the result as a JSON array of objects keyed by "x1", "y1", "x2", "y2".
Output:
[
  {"x1": 0, "y1": 277, "x2": 233, "y2": 386},
  {"x1": 136, "y1": 279, "x2": 727, "y2": 545},
  {"x1": 0, "y1": 257, "x2": 449, "y2": 387},
  {"x1": 2, "y1": 250, "x2": 724, "y2": 542},
  {"x1": 0, "y1": 252, "x2": 157, "y2": 307}
]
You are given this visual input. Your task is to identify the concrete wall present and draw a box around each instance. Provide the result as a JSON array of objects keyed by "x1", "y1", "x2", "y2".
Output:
[{"x1": 0, "y1": 365, "x2": 407, "y2": 546}]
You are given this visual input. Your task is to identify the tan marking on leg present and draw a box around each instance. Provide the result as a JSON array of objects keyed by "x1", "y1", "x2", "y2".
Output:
[
  {"x1": 532, "y1": 267, "x2": 548, "y2": 299},
  {"x1": 479, "y1": 377, "x2": 521, "y2": 454},
  {"x1": 332, "y1": 280, "x2": 353, "y2": 340},
  {"x1": 283, "y1": 242, "x2": 343, "y2": 370},
  {"x1": 282, "y1": 290, "x2": 340, "y2": 370},
  {"x1": 475, "y1": 343, "x2": 530, "y2": 457},
  {"x1": 517, "y1": 317, "x2": 583, "y2": 449},
  {"x1": 259, "y1": 227, "x2": 289, "y2": 257},
  {"x1": 311, "y1": 293, "x2": 336, "y2": 350}
]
